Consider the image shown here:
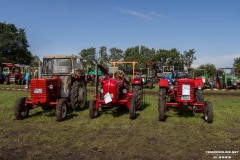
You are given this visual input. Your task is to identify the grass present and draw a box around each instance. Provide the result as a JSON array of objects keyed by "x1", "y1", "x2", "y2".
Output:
[{"x1": 0, "y1": 89, "x2": 240, "y2": 159}]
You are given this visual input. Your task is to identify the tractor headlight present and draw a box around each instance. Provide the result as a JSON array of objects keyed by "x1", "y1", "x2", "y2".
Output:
[
  {"x1": 49, "y1": 84, "x2": 53, "y2": 89},
  {"x1": 202, "y1": 78, "x2": 206, "y2": 83},
  {"x1": 170, "y1": 84, "x2": 174, "y2": 89},
  {"x1": 100, "y1": 89, "x2": 103, "y2": 93},
  {"x1": 198, "y1": 85, "x2": 202, "y2": 90},
  {"x1": 122, "y1": 88, "x2": 127, "y2": 94}
]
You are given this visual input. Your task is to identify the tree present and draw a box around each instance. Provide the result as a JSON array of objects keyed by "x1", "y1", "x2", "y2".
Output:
[
  {"x1": 79, "y1": 47, "x2": 96, "y2": 67},
  {"x1": 109, "y1": 47, "x2": 124, "y2": 61},
  {"x1": 153, "y1": 48, "x2": 184, "y2": 73},
  {"x1": 123, "y1": 45, "x2": 155, "y2": 72},
  {"x1": 182, "y1": 49, "x2": 196, "y2": 73},
  {"x1": 233, "y1": 57, "x2": 240, "y2": 74},
  {"x1": 198, "y1": 63, "x2": 217, "y2": 78},
  {"x1": 32, "y1": 55, "x2": 41, "y2": 67},
  {"x1": 99, "y1": 46, "x2": 109, "y2": 68},
  {"x1": 0, "y1": 22, "x2": 33, "y2": 64}
]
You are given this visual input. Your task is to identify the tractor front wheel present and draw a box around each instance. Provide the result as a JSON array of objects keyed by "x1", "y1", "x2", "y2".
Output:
[
  {"x1": 204, "y1": 101, "x2": 213, "y2": 123},
  {"x1": 89, "y1": 100, "x2": 98, "y2": 119},
  {"x1": 195, "y1": 89, "x2": 204, "y2": 102},
  {"x1": 14, "y1": 97, "x2": 29, "y2": 120},
  {"x1": 133, "y1": 85, "x2": 143, "y2": 110},
  {"x1": 71, "y1": 80, "x2": 87, "y2": 110},
  {"x1": 158, "y1": 88, "x2": 166, "y2": 121},
  {"x1": 56, "y1": 98, "x2": 68, "y2": 122},
  {"x1": 129, "y1": 97, "x2": 136, "y2": 119}
]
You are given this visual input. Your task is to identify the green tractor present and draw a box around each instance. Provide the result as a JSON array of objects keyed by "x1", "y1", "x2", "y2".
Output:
[
  {"x1": 86, "y1": 67, "x2": 103, "y2": 86},
  {"x1": 193, "y1": 69, "x2": 213, "y2": 89},
  {"x1": 216, "y1": 68, "x2": 239, "y2": 89},
  {"x1": 140, "y1": 68, "x2": 153, "y2": 89}
]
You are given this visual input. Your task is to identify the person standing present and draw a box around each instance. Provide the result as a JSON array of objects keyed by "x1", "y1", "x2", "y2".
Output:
[{"x1": 25, "y1": 69, "x2": 30, "y2": 88}]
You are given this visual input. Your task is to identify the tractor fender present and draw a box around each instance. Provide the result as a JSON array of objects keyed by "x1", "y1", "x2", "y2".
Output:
[
  {"x1": 131, "y1": 77, "x2": 142, "y2": 85},
  {"x1": 194, "y1": 78, "x2": 204, "y2": 88},
  {"x1": 159, "y1": 79, "x2": 168, "y2": 87}
]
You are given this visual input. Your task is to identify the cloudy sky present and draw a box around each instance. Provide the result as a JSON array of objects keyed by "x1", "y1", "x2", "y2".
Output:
[{"x1": 0, "y1": 0, "x2": 239, "y2": 68}]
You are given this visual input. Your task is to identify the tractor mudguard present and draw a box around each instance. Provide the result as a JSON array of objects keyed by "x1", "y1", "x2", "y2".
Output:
[
  {"x1": 131, "y1": 77, "x2": 142, "y2": 85},
  {"x1": 159, "y1": 79, "x2": 168, "y2": 87},
  {"x1": 194, "y1": 78, "x2": 204, "y2": 88}
]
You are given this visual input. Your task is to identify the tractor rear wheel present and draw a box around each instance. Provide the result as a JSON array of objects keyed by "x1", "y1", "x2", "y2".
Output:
[
  {"x1": 89, "y1": 100, "x2": 98, "y2": 119},
  {"x1": 204, "y1": 101, "x2": 213, "y2": 123},
  {"x1": 129, "y1": 97, "x2": 136, "y2": 119},
  {"x1": 14, "y1": 97, "x2": 29, "y2": 120},
  {"x1": 133, "y1": 85, "x2": 143, "y2": 109},
  {"x1": 220, "y1": 79, "x2": 224, "y2": 89},
  {"x1": 158, "y1": 88, "x2": 166, "y2": 121},
  {"x1": 71, "y1": 80, "x2": 87, "y2": 110},
  {"x1": 195, "y1": 89, "x2": 204, "y2": 102},
  {"x1": 56, "y1": 98, "x2": 68, "y2": 122}
]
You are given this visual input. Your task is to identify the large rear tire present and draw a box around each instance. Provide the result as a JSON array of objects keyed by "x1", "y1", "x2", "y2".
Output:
[
  {"x1": 14, "y1": 97, "x2": 29, "y2": 120},
  {"x1": 56, "y1": 98, "x2": 68, "y2": 122},
  {"x1": 129, "y1": 97, "x2": 136, "y2": 119},
  {"x1": 158, "y1": 88, "x2": 166, "y2": 121},
  {"x1": 133, "y1": 85, "x2": 143, "y2": 109},
  {"x1": 204, "y1": 101, "x2": 213, "y2": 123},
  {"x1": 89, "y1": 100, "x2": 98, "y2": 119},
  {"x1": 71, "y1": 80, "x2": 87, "y2": 110},
  {"x1": 219, "y1": 79, "x2": 224, "y2": 89}
]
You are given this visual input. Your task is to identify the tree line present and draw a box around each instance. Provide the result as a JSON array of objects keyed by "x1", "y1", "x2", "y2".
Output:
[{"x1": 1, "y1": 22, "x2": 240, "y2": 76}]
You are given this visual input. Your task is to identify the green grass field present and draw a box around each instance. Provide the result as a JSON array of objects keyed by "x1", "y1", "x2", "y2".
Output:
[{"x1": 0, "y1": 89, "x2": 239, "y2": 159}]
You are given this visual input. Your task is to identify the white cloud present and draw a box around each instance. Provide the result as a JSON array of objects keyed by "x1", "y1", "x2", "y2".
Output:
[{"x1": 116, "y1": 7, "x2": 164, "y2": 23}]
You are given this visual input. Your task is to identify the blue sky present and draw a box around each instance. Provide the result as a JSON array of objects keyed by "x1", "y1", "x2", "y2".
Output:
[{"x1": 0, "y1": 0, "x2": 240, "y2": 68}]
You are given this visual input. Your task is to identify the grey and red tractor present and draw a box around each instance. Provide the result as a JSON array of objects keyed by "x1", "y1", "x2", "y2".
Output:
[{"x1": 14, "y1": 54, "x2": 87, "y2": 121}]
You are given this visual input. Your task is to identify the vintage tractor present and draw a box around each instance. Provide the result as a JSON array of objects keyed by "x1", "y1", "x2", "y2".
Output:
[
  {"x1": 158, "y1": 70, "x2": 213, "y2": 123},
  {"x1": 1, "y1": 63, "x2": 29, "y2": 85},
  {"x1": 85, "y1": 67, "x2": 103, "y2": 86},
  {"x1": 14, "y1": 54, "x2": 87, "y2": 121},
  {"x1": 140, "y1": 68, "x2": 154, "y2": 89},
  {"x1": 89, "y1": 61, "x2": 143, "y2": 119},
  {"x1": 216, "y1": 68, "x2": 239, "y2": 89},
  {"x1": 193, "y1": 69, "x2": 213, "y2": 89}
]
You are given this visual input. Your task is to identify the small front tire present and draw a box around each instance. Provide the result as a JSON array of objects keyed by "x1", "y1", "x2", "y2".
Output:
[
  {"x1": 129, "y1": 97, "x2": 136, "y2": 119},
  {"x1": 14, "y1": 97, "x2": 29, "y2": 120},
  {"x1": 56, "y1": 98, "x2": 68, "y2": 122},
  {"x1": 204, "y1": 101, "x2": 213, "y2": 123},
  {"x1": 89, "y1": 100, "x2": 98, "y2": 119}
]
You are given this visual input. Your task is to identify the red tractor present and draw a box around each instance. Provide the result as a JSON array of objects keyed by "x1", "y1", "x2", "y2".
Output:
[
  {"x1": 89, "y1": 62, "x2": 143, "y2": 119},
  {"x1": 14, "y1": 54, "x2": 87, "y2": 121},
  {"x1": 158, "y1": 70, "x2": 213, "y2": 123},
  {"x1": 1, "y1": 63, "x2": 29, "y2": 85}
]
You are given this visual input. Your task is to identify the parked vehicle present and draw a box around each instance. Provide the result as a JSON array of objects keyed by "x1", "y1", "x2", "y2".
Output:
[
  {"x1": 158, "y1": 70, "x2": 213, "y2": 123},
  {"x1": 216, "y1": 68, "x2": 239, "y2": 89},
  {"x1": 14, "y1": 54, "x2": 87, "y2": 121},
  {"x1": 192, "y1": 69, "x2": 213, "y2": 89},
  {"x1": 89, "y1": 62, "x2": 143, "y2": 119},
  {"x1": 140, "y1": 68, "x2": 154, "y2": 89},
  {"x1": 85, "y1": 67, "x2": 103, "y2": 86}
]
